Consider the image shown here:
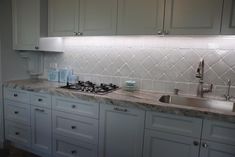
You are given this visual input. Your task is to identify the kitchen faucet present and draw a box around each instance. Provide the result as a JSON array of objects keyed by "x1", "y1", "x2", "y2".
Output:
[
  {"x1": 224, "y1": 79, "x2": 232, "y2": 101},
  {"x1": 196, "y1": 59, "x2": 213, "y2": 97}
]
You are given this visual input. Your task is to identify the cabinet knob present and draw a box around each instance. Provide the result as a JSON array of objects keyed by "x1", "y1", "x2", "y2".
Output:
[
  {"x1": 13, "y1": 94, "x2": 18, "y2": 97},
  {"x1": 71, "y1": 126, "x2": 76, "y2": 129},
  {"x1": 164, "y1": 30, "x2": 169, "y2": 35},
  {"x1": 35, "y1": 46, "x2": 39, "y2": 50},
  {"x1": 38, "y1": 98, "x2": 43, "y2": 102},
  {"x1": 202, "y1": 143, "x2": 208, "y2": 148},
  {"x1": 72, "y1": 105, "x2": 76, "y2": 109},
  {"x1": 15, "y1": 132, "x2": 20, "y2": 135},
  {"x1": 157, "y1": 30, "x2": 163, "y2": 35},
  {"x1": 78, "y1": 32, "x2": 83, "y2": 36},
  {"x1": 14, "y1": 111, "x2": 19, "y2": 114},
  {"x1": 74, "y1": 32, "x2": 78, "y2": 36},
  {"x1": 71, "y1": 150, "x2": 77, "y2": 154},
  {"x1": 193, "y1": 141, "x2": 199, "y2": 146}
]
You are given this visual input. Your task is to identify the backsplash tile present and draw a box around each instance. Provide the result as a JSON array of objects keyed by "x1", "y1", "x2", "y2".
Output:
[{"x1": 43, "y1": 36, "x2": 235, "y2": 98}]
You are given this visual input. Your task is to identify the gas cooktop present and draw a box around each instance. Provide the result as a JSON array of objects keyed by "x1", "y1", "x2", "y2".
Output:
[{"x1": 60, "y1": 81, "x2": 119, "y2": 95}]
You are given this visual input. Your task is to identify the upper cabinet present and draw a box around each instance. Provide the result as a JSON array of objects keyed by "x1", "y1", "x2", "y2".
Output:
[
  {"x1": 48, "y1": 0, "x2": 79, "y2": 37},
  {"x1": 117, "y1": 0, "x2": 165, "y2": 35},
  {"x1": 12, "y1": 0, "x2": 47, "y2": 50},
  {"x1": 48, "y1": 0, "x2": 118, "y2": 36},
  {"x1": 79, "y1": 0, "x2": 118, "y2": 35},
  {"x1": 221, "y1": 0, "x2": 235, "y2": 35},
  {"x1": 164, "y1": 0, "x2": 223, "y2": 35}
]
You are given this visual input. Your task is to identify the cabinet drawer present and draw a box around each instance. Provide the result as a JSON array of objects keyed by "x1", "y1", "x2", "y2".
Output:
[
  {"x1": 5, "y1": 121, "x2": 31, "y2": 148},
  {"x1": 53, "y1": 111, "x2": 98, "y2": 144},
  {"x1": 202, "y1": 120, "x2": 235, "y2": 145},
  {"x1": 53, "y1": 135, "x2": 97, "y2": 157},
  {"x1": 31, "y1": 92, "x2": 52, "y2": 108},
  {"x1": 4, "y1": 100, "x2": 30, "y2": 125},
  {"x1": 4, "y1": 88, "x2": 30, "y2": 104},
  {"x1": 52, "y1": 96, "x2": 99, "y2": 119},
  {"x1": 146, "y1": 111, "x2": 203, "y2": 138}
]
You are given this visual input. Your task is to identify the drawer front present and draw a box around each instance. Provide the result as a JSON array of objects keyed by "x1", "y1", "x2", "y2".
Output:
[
  {"x1": 31, "y1": 93, "x2": 52, "y2": 108},
  {"x1": 52, "y1": 96, "x2": 99, "y2": 119},
  {"x1": 202, "y1": 120, "x2": 235, "y2": 145},
  {"x1": 4, "y1": 88, "x2": 30, "y2": 104},
  {"x1": 53, "y1": 111, "x2": 98, "y2": 144},
  {"x1": 5, "y1": 121, "x2": 31, "y2": 147},
  {"x1": 146, "y1": 111, "x2": 203, "y2": 138},
  {"x1": 53, "y1": 135, "x2": 97, "y2": 157},
  {"x1": 4, "y1": 100, "x2": 30, "y2": 125}
]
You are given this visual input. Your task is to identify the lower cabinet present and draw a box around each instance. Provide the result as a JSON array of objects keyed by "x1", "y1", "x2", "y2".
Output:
[
  {"x1": 53, "y1": 134, "x2": 97, "y2": 157},
  {"x1": 99, "y1": 104, "x2": 145, "y2": 157},
  {"x1": 31, "y1": 106, "x2": 52, "y2": 157},
  {"x1": 200, "y1": 141, "x2": 235, "y2": 157},
  {"x1": 143, "y1": 130, "x2": 200, "y2": 157}
]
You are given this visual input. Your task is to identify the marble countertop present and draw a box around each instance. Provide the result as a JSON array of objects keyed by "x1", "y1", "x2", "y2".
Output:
[{"x1": 4, "y1": 79, "x2": 235, "y2": 123}]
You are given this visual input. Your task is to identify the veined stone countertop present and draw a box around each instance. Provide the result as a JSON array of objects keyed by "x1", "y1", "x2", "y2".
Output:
[{"x1": 4, "y1": 79, "x2": 235, "y2": 123}]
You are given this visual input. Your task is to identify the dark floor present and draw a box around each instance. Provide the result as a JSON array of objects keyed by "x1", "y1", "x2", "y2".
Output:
[{"x1": 0, "y1": 146, "x2": 39, "y2": 157}]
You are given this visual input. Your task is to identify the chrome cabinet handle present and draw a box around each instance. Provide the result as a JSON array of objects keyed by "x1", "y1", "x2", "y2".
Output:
[
  {"x1": 35, "y1": 108, "x2": 45, "y2": 112},
  {"x1": 202, "y1": 143, "x2": 208, "y2": 148},
  {"x1": 114, "y1": 107, "x2": 128, "y2": 112},
  {"x1": 13, "y1": 94, "x2": 18, "y2": 97}
]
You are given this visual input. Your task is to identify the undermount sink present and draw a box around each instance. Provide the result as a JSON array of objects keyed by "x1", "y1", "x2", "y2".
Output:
[{"x1": 159, "y1": 95, "x2": 235, "y2": 112}]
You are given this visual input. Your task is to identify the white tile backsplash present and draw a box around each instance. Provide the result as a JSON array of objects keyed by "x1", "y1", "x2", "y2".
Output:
[{"x1": 43, "y1": 36, "x2": 235, "y2": 97}]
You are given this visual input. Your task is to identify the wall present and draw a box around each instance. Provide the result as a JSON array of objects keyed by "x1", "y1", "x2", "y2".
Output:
[
  {"x1": 1, "y1": 0, "x2": 29, "y2": 82},
  {"x1": 43, "y1": 36, "x2": 235, "y2": 98}
]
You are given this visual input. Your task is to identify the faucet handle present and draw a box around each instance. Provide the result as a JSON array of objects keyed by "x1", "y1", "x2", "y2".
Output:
[{"x1": 227, "y1": 79, "x2": 231, "y2": 86}]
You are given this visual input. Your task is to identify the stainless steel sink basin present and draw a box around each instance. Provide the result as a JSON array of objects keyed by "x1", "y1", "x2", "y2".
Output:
[{"x1": 159, "y1": 95, "x2": 235, "y2": 112}]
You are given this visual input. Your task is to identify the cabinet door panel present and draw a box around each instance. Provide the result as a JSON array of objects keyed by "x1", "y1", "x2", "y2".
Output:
[
  {"x1": 80, "y1": 0, "x2": 117, "y2": 35},
  {"x1": 12, "y1": 0, "x2": 40, "y2": 50},
  {"x1": 164, "y1": 0, "x2": 223, "y2": 35},
  {"x1": 200, "y1": 141, "x2": 235, "y2": 157},
  {"x1": 99, "y1": 104, "x2": 145, "y2": 157},
  {"x1": 48, "y1": 0, "x2": 79, "y2": 36},
  {"x1": 31, "y1": 106, "x2": 52, "y2": 156},
  {"x1": 143, "y1": 130, "x2": 200, "y2": 157},
  {"x1": 221, "y1": 0, "x2": 235, "y2": 34},
  {"x1": 117, "y1": 0, "x2": 164, "y2": 35}
]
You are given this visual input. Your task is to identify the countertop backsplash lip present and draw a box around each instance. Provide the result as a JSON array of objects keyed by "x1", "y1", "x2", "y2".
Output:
[{"x1": 3, "y1": 79, "x2": 235, "y2": 123}]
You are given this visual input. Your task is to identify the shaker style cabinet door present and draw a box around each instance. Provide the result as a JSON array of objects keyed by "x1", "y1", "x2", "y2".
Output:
[
  {"x1": 31, "y1": 106, "x2": 52, "y2": 156},
  {"x1": 164, "y1": 0, "x2": 223, "y2": 35},
  {"x1": 12, "y1": 0, "x2": 40, "y2": 50},
  {"x1": 79, "y1": 0, "x2": 118, "y2": 35},
  {"x1": 117, "y1": 0, "x2": 165, "y2": 35},
  {"x1": 99, "y1": 104, "x2": 145, "y2": 157},
  {"x1": 48, "y1": 0, "x2": 79, "y2": 36},
  {"x1": 221, "y1": 0, "x2": 235, "y2": 34},
  {"x1": 200, "y1": 141, "x2": 235, "y2": 157},
  {"x1": 143, "y1": 130, "x2": 200, "y2": 157}
]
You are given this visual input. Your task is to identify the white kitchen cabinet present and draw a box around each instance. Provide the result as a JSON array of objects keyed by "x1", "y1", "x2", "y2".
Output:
[
  {"x1": 12, "y1": 0, "x2": 47, "y2": 50},
  {"x1": 99, "y1": 104, "x2": 145, "y2": 157},
  {"x1": 164, "y1": 0, "x2": 223, "y2": 35},
  {"x1": 31, "y1": 106, "x2": 52, "y2": 157},
  {"x1": 79, "y1": 0, "x2": 117, "y2": 36},
  {"x1": 48, "y1": 0, "x2": 79, "y2": 37},
  {"x1": 117, "y1": 0, "x2": 165, "y2": 35},
  {"x1": 200, "y1": 141, "x2": 235, "y2": 157},
  {"x1": 221, "y1": 0, "x2": 235, "y2": 35},
  {"x1": 144, "y1": 130, "x2": 200, "y2": 157}
]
